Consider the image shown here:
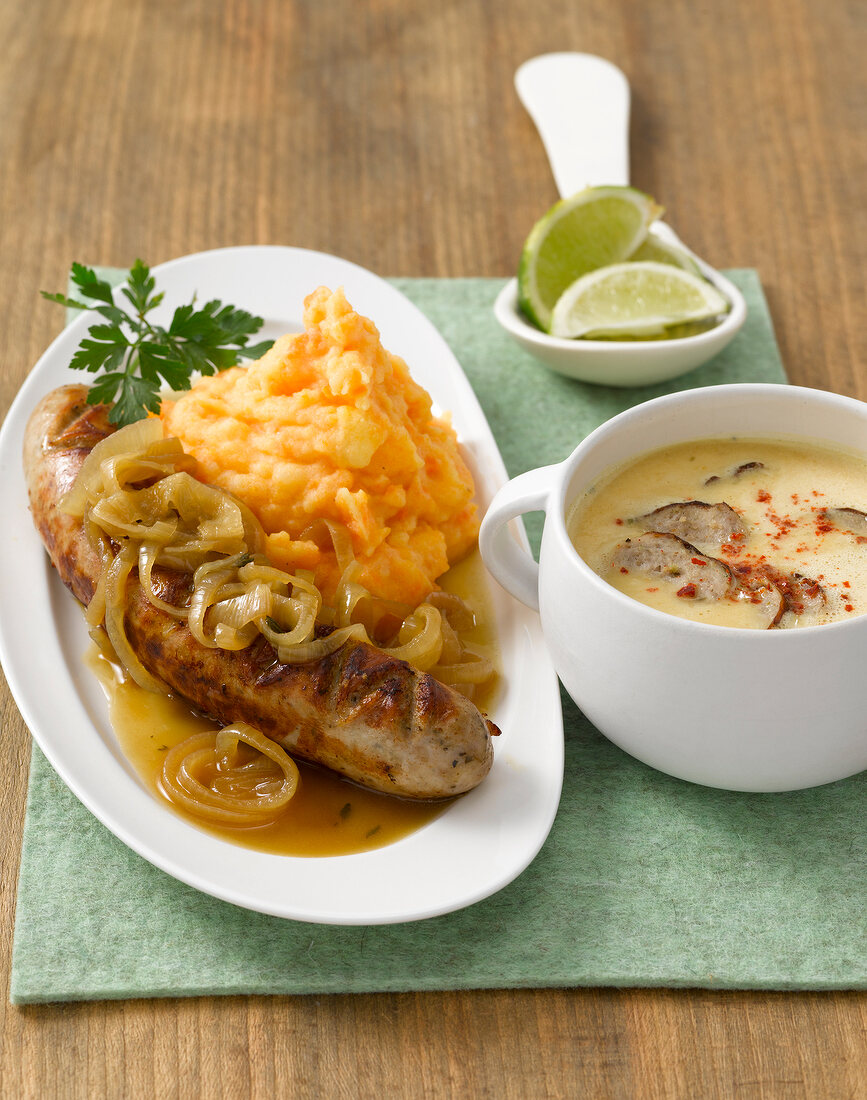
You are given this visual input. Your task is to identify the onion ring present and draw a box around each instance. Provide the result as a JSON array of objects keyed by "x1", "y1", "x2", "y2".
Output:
[
  {"x1": 72, "y1": 420, "x2": 494, "y2": 693},
  {"x1": 160, "y1": 722, "x2": 300, "y2": 826}
]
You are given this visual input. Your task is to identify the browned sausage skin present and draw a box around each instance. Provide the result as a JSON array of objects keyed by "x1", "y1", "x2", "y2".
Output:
[
  {"x1": 637, "y1": 500, "x2": 747, "y2": 547},
  {"x1": 23, "y1": 385, "x2": 498, "y2": 800}
]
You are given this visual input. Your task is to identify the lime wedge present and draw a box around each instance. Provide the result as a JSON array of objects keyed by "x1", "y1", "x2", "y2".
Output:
[
  {"x1": 627, "y1": 229, "x2": 701, "y2": 275},
  {"x1": 518, "y1": 186, "x2": 662, "y2": 332},
  {"x1": 549, "y1": 261, "x2": 730, "y2": 340}
]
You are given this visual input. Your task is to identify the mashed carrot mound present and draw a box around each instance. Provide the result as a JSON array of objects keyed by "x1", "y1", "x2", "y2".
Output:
[{"x1": 160, "y1": 287, "x2": 479, "y2": 607}]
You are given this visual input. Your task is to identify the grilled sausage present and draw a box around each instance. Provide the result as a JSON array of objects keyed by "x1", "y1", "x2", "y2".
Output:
[
  {"x1": 822, "y1": 507, "x2": 867, "y2": 538},
  {"x1": 637, "y1": 500, "x2": 747, "y2": 547},
  {"x1": 704, "y1": 461, "x2": 765, "y2": 485},
  {"x1": 612, "y1": 531, "x2": 735, "y2": 600},
  {"x1": 23, "y1": 385, "x2": 498, "y2": 800},
  {"x1": 613, "y1": 533, "x2": 788, "y2": 627},
  {"x1": 741, "y1": 564, "x2": 826, "y2": 622}
]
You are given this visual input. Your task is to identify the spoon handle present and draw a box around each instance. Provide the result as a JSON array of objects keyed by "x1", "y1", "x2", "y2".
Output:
[{"x1": 515, "y1": 53, "x2": 631, "y2": 196}]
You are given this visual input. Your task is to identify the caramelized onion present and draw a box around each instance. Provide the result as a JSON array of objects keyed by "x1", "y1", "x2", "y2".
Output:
[
  {"x1": 383, "y1": 604, "x2": 443, "y2": 670},
  {"x1": 161, "y1": 722, "x2": 300, "y2": 826},
  {"x1": 427, "y1": 590, "x2": 477, "y2": 632},
  {"x1": 102, "y1": 545, "x2": 167, "y2": 693},
  {"x1": 138, "y1": 542, "x2": 188, "y2": 619},
  {"x1": 432, "y1": 654, "x2": 496, "y2": 685},
  {"x1": 61, "y1": 418, "x2": 166, "y2": 517},
  {"x1": 324, "y1": 519, "x2": 355, "y2": 576},
  {"x1": 72, "y1": 419, "x2": 495, "y2": 694}
]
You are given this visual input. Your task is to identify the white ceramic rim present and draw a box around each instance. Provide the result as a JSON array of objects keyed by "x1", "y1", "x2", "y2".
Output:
[{"x1": 493, "y1": 263, "x2": 747, "y2": 355}]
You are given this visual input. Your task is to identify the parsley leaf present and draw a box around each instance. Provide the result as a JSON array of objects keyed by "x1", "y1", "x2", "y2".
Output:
[{"x1": 41, "y1": 259, "x2": 274, "y2": 426}]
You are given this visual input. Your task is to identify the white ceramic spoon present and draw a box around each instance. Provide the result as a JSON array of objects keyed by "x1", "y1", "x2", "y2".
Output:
[{"x1": 493, "y1": 52, "x2": 747, "y2": 387}]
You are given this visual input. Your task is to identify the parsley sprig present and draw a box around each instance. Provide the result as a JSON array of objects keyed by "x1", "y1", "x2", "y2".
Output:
[{"x1": 42, "y1": 259, "x2": 274, "y2": 426}]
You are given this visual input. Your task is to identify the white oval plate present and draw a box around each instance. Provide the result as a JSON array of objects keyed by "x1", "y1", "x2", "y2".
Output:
[{"x1": 0, "y1": 246, "x2": 564, "y2": 924}]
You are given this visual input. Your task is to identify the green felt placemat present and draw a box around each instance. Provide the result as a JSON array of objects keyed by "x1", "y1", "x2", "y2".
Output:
[{"x1": 11, "y1": 272, "x2": 867, "y2": 1004}]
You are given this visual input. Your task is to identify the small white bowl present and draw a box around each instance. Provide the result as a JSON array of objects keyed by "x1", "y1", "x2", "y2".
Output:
[
  {"x1": 480, "y1": 383, "x2": 867, "y2": 791},
  {"x1": 501, "y1": 52, "x2": 749, "y2": 388},
  {"x1": 493, "y1": 261, "x2": 747, "y2": 388}
]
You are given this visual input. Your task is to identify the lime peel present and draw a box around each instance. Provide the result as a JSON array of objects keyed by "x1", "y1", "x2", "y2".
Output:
[
  {"x1": 626, "y1": 229, "x2": 701, "y2": 275},
  {"x1": 549, "y1": 261, "x2": 730, "y2": 340},
  {"x1": 517, "y1": 186, "x2": 663, "y2": 332}
]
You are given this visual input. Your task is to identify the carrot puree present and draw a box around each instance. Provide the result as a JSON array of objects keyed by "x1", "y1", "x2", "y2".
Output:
[{"x1": 161, "y1": 287, "x2": 478, "y2": 606}]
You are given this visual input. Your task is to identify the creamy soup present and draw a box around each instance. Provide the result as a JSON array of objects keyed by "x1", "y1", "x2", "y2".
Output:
[{"x1": 568, "y1": 437, "x2": 867, "y2": 629}]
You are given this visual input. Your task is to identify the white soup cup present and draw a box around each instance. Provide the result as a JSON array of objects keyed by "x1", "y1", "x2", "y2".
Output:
[{"x1": 479, "y1": 383, "x2": 867, "y2": 791}]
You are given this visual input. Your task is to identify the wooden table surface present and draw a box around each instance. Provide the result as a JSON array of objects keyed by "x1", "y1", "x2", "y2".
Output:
[{"x1": 1, "y1": 0, "x2": 865, "y2": 1096}]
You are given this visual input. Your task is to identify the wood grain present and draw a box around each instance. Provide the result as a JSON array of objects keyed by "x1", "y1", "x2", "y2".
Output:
[{"x1": 0, "y1": 0, "x2": 865, "y2": 1095}]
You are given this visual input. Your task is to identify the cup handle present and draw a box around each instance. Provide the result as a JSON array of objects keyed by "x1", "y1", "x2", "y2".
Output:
[{"x1": 479, "y1": 463, "x2": 561, "y2": 613}]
